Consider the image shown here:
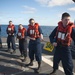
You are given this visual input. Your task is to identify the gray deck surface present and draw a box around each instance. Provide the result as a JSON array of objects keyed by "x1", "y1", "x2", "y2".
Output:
[{"x1": 0, "y1": 43, "x2": 75, "y2": 75}]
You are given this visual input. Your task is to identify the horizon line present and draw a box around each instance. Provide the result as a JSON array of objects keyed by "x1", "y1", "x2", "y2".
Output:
[{"x1": 1, "y1": 24, "x2": 56, "y2": 26}]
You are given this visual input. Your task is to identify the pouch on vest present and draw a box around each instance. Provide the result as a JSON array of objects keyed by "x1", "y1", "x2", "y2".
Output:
[
  {"x1": 30, "y1": 30, "x2": 34, "y2": 34},
  {"x1": 8, "y1": 28, "x2": 11, "y2": 31}
]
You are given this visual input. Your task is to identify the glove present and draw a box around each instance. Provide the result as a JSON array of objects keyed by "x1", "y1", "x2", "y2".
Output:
[{"x1": 40, "y1": 34, "x2": 43, "y2": 40}]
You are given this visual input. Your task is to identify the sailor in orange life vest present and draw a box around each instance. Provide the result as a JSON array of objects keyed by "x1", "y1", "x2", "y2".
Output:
[
  {"x1": 49, "y1": 12, "x2": 75, "y2": 75},
  {"x1": 17, "y1": 24, "x2": 27, "y2": 62},
  {"x1": 6, "y1": 21, "x2": 16, "y2": 54},
  {"x1": 27, "y1": 18, "x2": 43, "y2": 72}
]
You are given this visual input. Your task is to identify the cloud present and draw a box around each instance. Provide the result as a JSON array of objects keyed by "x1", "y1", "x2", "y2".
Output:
[
  {"x1": 35, "y1": 0, "x2": 74, "y2": 7},
  {"x1": 21, "y1": 11, "x2": 35, "y2": 14},
  {"x1": 23, "y1": 6, "x2": 37, "y2": 11},
  {"x1": 68, "y1": 7, "x2": 75, "y2": 11},
  {"x1": 22, "y1": 5, "x2": 37, "y2": 14},
  {"x1": 35, "y1": 0, "x2": 49, "y2": 6},
  {"x1": 48, "y1": 0, "x2": 73, "y2": 7}
]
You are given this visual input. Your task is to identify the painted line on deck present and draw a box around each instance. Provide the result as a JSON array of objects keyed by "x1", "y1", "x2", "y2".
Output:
[
  {"x1": 2, "y1": 43, "x2": 19, "y2": 45},
  {"x1": 42, "y1": 56, "x2": 64, "y2": 72},
  {"x1": 42, "y1": 56, "x2": 75, "y2": 75},
  {"x1": 1, "y1": 43, "x2": 75, "y2": 74},
  {"x1": 42, "y1": 56, "x2": 75, "y2": 74}
]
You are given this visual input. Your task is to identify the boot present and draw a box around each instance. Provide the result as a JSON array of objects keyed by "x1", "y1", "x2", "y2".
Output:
[
  {"x1": 37, "y1": 62, "x2": 41, "y2": 70},
  {"x1": 20, "y1": 54, "x2": 24, "y2": 57},
  {"x1": 11, "y1": 50, "x2": 16, "y2": 54},
  {"x1": 0, "y1": 43, "x2": 2, "y2": 48},
  {"x1": 49, "y1": 69, "x2": 57, "y2": 75},
  {"x1": 26, "y1": 60, "x2": 33, "y2": 66},
  {"x1": 22, "y1": 56, "x2": 26, "y2": 62},
  {"x1": 35, "y1": 62, "x2": 41, "y2": 73},
  {"x1": 7, "y1": 48, "x2": 11, "y2": 53}
]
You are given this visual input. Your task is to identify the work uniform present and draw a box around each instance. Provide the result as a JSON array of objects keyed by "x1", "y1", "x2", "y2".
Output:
[
  {"x1": 0, "y1": 25, "x2": 2, "y2": 48},
  {"x1": 17, "y1": 27, "x2": 27, "y2": 58},
  {"x1": 49, "y1": 21, "x2": 75, "y2": 75},
  {"x1": 6, "y1": 24, "x2": 16, "y2": 51},
  {"x1": 27, "y1": 23, "x2": 42, "y2": 62}
]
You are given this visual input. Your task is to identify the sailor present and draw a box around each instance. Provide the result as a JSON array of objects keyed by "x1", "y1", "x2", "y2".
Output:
[
  {"x1": 0, "y1": 24, "x2": 2, "y2": 48},
  {"x1": 17, "y1": 24, "x2": 27, "y2": 62},
  {"x1": 27, "y1": 18, "x2": 43, "y2": 72},
  {"x1": 49, "y1": 12, "x2": 75, "y2": 75},
  {"x1": 6, "y1": 21, "x2": 16, "y2": 54}
]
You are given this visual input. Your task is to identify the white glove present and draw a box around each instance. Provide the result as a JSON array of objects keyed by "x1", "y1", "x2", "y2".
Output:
[
  {"x1": 53, "y1": 42, "x2": 57, "y2": 47},
  {"x1": 40, "y1": 34, "x2": 43, "y2": 40},
  {"x1": 12, "y1": 33, "x2": 14, "y2": 35}
]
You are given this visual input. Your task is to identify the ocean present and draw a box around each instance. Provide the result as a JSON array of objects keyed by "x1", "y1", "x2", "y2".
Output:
[{"x1": 0, "y1": 25, "x2": 56, "y2": 37}]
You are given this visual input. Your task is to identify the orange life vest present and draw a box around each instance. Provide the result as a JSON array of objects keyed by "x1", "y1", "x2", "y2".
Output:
[
  {"x1": 27, "y1": 23, "x2": 40, "y2": 38},
  {"x1": 17, "y1": 28, "x2": 26, "y2": 39},
  {"x1": 56, "y1": 21, "x2": 74, "y2": 46},
  {"x1": 7, "y1": 24, "x2": 15, "y2": 34}
]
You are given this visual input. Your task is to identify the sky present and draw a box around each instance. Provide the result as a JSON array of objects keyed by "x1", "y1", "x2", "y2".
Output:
[{"x1": 0, "y1": 0, "x2": 75, "y2": 26}]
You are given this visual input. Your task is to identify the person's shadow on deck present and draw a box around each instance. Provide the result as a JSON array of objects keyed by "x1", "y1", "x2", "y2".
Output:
[
  {"x1": 0, "y1": 48, "x2": 48, "y2": 75},
  {"x1": 0, "y1": 65, "x2": 48, "y2": 75}
]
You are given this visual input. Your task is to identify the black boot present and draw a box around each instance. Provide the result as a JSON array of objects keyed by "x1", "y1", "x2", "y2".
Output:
[
  {"x1": 37, "y1": 62, "x2": 41, "y2": 70},
  {"x1": 20, "y1": 54, "x2": 24, "y2": 57},
  {"x1": 0, "y1": 43, "x2": 2, "y2": 48},
  {"x1": 11, "y1": 50, "x2": 16, "y2": 54},
  {"x1": 26, "y1": 60, "x2": 33, "y2": 66},
  {"x1": 7, "y1": 48, "x2": 11, "y2": 53},
  {"x1": 49, "y1": 69, "x2": 57, "y2": 75},
  {"x1": 35, "y1": 62, "x2": 41, "y2": 73},
  {"x1": 20, "y1": 50, "x2": 23, "y2": 57},
  {"x1": 22, "y1": 56, "x2": 26, "y2": 62}
]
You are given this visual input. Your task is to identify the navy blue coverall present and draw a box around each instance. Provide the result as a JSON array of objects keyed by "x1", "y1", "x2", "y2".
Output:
[
  {"x1": 0, "y1": 25, "x2": 2, "y2": 48},
  {"x1": 19, "y1": 31, "x2": 27, "y2": 57},
  {"x1": 6, "y1": 26, "x2": 16, "y2": 51},
  {"x1": 27, "y1": 26, "x2": 42, "y2": 62},
  {"x1": 49, "y1": 26, "x2": 75, "y2": 75}
]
